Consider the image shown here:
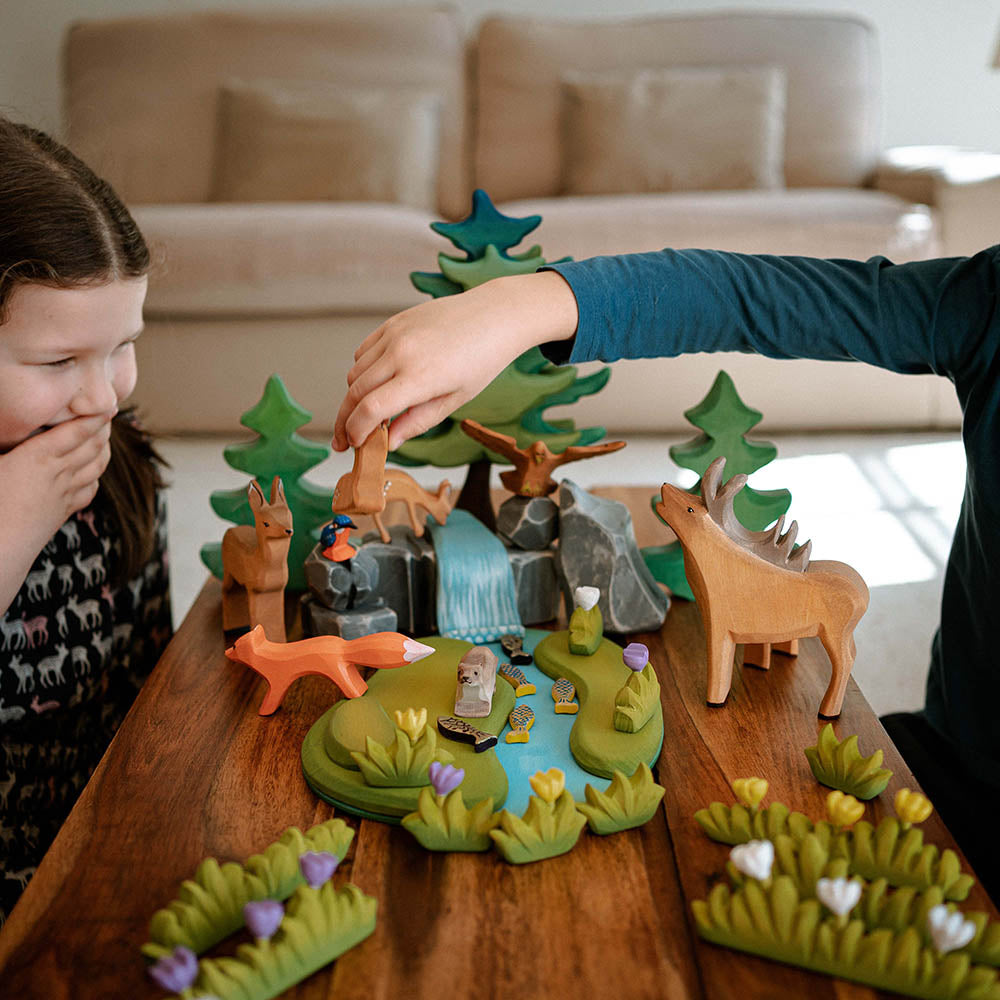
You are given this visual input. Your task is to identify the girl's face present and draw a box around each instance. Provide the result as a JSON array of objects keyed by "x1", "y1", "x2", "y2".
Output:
[{"x1": 0, "y1": 277, "x2": 146, "y2": 452}]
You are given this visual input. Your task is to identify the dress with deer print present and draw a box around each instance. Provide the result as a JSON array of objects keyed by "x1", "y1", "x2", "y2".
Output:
[{"x1": 0, "y1": 492, "x2": 171, "y2": 923}]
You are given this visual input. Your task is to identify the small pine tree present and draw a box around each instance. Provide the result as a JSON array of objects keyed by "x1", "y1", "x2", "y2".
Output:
[
  {"x1": 200, "y1": 375, "x2": 333, "y2": 591},
  {"x1": 643, "y1": 370, "x2": 792, "y2": 600}
]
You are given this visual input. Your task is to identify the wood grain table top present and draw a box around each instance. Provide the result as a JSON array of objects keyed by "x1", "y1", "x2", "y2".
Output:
[{"x1": 0, "y1": 487, "x2": 995, "y2": 1000}]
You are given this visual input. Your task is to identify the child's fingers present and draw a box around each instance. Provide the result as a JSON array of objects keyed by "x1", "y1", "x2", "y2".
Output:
[
  {"x1": 352, "y1": 324, "x2": 386, "y2": 363},
  {"x1": 385, "y1": 396, "x2": 458, "y2": 451},
  {"x1": 44, "y1": 414, "x2": 113, "y2": 458}
]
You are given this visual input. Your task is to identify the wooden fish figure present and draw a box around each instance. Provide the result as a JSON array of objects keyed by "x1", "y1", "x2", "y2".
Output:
[
  {"x1": 551, "y1": 678, "x2": 579, "y2": 715},
  {"x1": 500, "y1": 633, "x2": 533, "y2": 666},
  {"x1": 498, "y1": 662, "x2": 536, "y2": 697},
  {"x1": 505, "y1": 705, "x2": 535, "y2": 744},
  {"x1": 437, "y1": 715, "x2": 498, "y2": 752}
]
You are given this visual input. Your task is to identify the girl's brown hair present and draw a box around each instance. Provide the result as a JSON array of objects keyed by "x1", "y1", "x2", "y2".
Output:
[{"x1": 0, "y1": 116, "x2": 166, "y2": 583}]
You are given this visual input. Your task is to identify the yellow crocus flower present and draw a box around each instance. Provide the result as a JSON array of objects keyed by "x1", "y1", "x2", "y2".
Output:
[
  {"x1": 826, "y1": 790, "x2": 865, "y2": 829},
  {"x1": 393, "y1": 707, "x2": 427, "y2": 743},
  {"x1": 894, "y1": 788, "x2": 933, "y2": 827},
  {"x1": 732, "y1": 777, "x2": 769, "y2": 811},
  {"x1": 529, "y1": 768, "x2": 566, "y2": 804}
]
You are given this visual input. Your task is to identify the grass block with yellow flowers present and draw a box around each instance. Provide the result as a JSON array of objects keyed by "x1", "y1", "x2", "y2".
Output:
[
  {"x1": 576, "y1": 764, "x2": 665, "y2": 835},
  {"x1": 401, "y1": 788, "x2": 501, "y2": 852},
  {"x1": 695, "y1": 800, "x2": 815, "y2": 846},
  {"x1": 183, "y1": 881, "x2": 377, "y2": 1000},
  {"x1": 350, "y1": 714, "x2": 453, "y2": 788},
  {"x1": 805, "y1": 724, "x2": 893, "y2": 800},
  {"x1": 143, "y1": 819, "x2": 355, "y2": 962},
  {"x1": 612, "y1": 664, "x2": 661, "y2": 734},
  {"x1": 691, "y1": 875, "x2": 1000, "y2": 999},
  {"x1": 490, "y1": 769, "x2": 587, "y2": 864}
]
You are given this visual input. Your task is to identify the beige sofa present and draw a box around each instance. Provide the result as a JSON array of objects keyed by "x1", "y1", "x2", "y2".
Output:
[{"x1": 64, "y1": 6, "x2": 994, "y2": 435}]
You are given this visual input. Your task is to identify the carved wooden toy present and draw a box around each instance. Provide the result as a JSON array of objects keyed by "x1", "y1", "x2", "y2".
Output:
[
  {"x1": 500, "y1": 633, "x2": 532, "y2": 665},
  {"x1": 551, "y1": 678, "x2": 579, "y2": 714},
  {"x1": 225, "y1": 626, "x2": 435, "y2": 715},
  {"x1": 656, "y1": 457, "x2": 869, "y2": 718},
  {"x1": 505, "y1": 704, "x2": 535, "y2": 743},
  {"x1": 371, "y1": 471, "x2": 452, "y2": 543},
  {"x1": 454, "y1": 645, "x2": 498, "y2": 718},
  {"x1": 320, "y1": 515, "x2": 358, "y2": 562},
  {"x1": 459, "y1": 419, "x2": 626, "y2": 497},
  {"x1": 498, "y1": 662, "x2": 535, "y2": 696},
  {"x1": 437, "y1": 715, "x2": 498, "y2": 752},
  {"x1": 221, "y1": 477, "x2": 293, "y2": 641},
  {"x1": 331, "y1": 422, "x2": 389, "y2": 515}
]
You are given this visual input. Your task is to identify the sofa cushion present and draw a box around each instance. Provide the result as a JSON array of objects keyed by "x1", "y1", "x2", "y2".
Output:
[
  {"x1": 560, "y1": 66, "x2": 785, "y2": 195},
  {"x1": 476, "y1": 12, "x2": 879, "y2": 202},
  {"x1": 65, "y1": 6, "x2": 469, "y2": 218},
  {"x1": 212, "y1": 79, "x2": 441, "y2": 210},
  {"x1": 497, "y1": 190, "x2": 939, "y2": 263},
  {"x1": 134, "y1": 203, "x2": 442, "y2": 317}
]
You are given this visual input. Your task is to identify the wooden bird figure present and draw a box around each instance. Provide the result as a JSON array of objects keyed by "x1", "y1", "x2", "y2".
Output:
[
  {"x1": 656, "y1": 457, "x2": 869, "y2": 719},
  {"x1": 225, "y1": 626, "x2": 436, "y2": 715},
  {"x1": 459, "y1": 419, "x2": 626, "y2": 497}
]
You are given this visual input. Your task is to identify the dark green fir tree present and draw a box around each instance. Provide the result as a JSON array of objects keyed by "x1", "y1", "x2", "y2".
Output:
[
  {"x1": 643, "y1": 370, "x2": 792, "y2": 600},
  {"x1": 200, "y1": 375, "x2": 333, "y2": 591}
]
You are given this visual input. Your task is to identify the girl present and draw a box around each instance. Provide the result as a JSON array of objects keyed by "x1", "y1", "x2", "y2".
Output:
[
  {"x1": 333, "y1": 248, "x2": 1000, "y2": 902},
  {"x1": 0, "y1": 117, "x2": 171, "y2": 921}
]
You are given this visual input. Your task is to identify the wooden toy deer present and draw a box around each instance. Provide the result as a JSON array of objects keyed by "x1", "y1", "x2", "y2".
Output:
[
  {"x1": 656, "y1": 457, "x2": 868, "y2": 718},
  {"x1": 225, "y1": 625, "x2": 436, "y2": 714},
  {"x1": 331, "y1": 422, "x2": 388, "y2": 515},
  {"x1": 371, "y1": 471, "x2": 452, "y2": 543},
  {"x1": 221, "y1": 477, "x2": 293, "y2": 642}
]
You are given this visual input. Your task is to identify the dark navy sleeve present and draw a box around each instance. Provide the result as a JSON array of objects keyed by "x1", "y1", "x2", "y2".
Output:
[{"x1": 542, "y1": 247, "x2": 1000, "y2": 386}]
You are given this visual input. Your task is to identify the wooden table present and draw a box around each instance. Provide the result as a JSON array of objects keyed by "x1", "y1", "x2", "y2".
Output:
[{"x1": 1, "y1": 488, "x2": 996, "y2": 1000}]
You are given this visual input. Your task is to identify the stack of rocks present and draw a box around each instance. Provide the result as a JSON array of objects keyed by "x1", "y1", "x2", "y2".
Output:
[{"x1": 496, "y1": 495, "x2": 561, "y2": 625}]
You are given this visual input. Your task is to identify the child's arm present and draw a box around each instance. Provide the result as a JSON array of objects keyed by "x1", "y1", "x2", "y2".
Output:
[
  {"x1": 333, "y1": 271, "x2": 578, "y2": 451},
  {"x1": 0, "y1": 415, "x2": 112, "y2": 616}
]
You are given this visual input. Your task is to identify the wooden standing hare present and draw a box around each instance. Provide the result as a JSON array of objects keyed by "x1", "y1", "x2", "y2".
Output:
[
  {"x1": 222, "y1": 477, "x2": 293, "y2": 641},
  {"x1": 656, "y1": 457, "x2": 868, "y2": 718}
]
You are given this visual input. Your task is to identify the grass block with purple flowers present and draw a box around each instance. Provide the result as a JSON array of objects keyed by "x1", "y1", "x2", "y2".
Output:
[
  {"x1": 401, "y1": 788, "x2": 501, "y2": 852},
  {"x1": 142, "y1": 818, "x2": 354, "y2": 962},
  {"x1": 183, "y1": 881, "x2": 377, "y2": 1000},
  {"x1": 612, "y1": 663, "x2": 660, "y2": 734}
]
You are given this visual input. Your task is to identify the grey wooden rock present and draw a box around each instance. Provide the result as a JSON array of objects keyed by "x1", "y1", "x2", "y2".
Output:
[
  {"x1": 301, "y1": 595, "x2": 397, "y2": 640},
  {"x1": 356, "y1": 524, "x2": 437, "y2": 635},
  {"x1": 305, "y1": 544, "x2": 379, "y2": 611},
  {"x1": 507, "y1": 546, "x2": 560, "y2": 625},
  {"x1": 556, "y1": 479, "x2": 669, "y2": 633},
  {"x1": 497, "y1": 495, "x2": 559, "y2": 550}
]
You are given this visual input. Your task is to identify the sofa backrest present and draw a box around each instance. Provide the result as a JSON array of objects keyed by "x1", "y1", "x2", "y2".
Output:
[
  {"x1": 474, "y1": 12, "x2": 880, "y2": 201},
  {"x1": 64, "y1": 5, "x2": 469, "y2": 218}
]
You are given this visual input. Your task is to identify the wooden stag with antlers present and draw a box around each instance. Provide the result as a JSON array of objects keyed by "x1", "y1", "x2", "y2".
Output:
[
  {"x1": 221, "y1": 477, "x2": 293, "y2": 642},
  {"x1": 656, "y1": 457, "x2": 868, "y2": 718}
]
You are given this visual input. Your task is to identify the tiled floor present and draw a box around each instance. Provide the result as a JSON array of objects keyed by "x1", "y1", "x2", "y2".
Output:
[{"x1": 159, "y1": 430, "x2": 965, "y2": 719}]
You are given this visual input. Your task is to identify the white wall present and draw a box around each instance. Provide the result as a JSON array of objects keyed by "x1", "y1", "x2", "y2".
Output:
[{"x1": 2, "y1": 0, "x2": 1000, "y2": 151}]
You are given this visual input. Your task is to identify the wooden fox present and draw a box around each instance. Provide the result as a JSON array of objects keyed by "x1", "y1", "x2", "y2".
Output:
[
  {"x1": 372, "y1": 471, "x2": 452, "y2": 544},
  {"x1": 656, "y1": 457, "x2": 868, "y2": 718},
  {"x1": 221, "y1": 477, "x2": 293, "y2": 641},
  {"x1": 225, "y1": 625, "x2": 436, "y2": 714}
]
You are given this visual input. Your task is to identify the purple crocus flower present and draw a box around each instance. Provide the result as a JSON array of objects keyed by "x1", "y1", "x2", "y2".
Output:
[
  {"x1": 148, "y1": 945, "x2": 198, "y2": 992},
  {"x1": 299, "y1": 850, "x2": 340, "y2": 889},
  {"x1": 428, "y1": 761, "x2": 465, "y2": 797},
  {"x1": 243, "y1": 899, "x2": 284, "y2": 941},
  {"x1": 623, "y1": 642, "x2": 649, "y2": 671}
]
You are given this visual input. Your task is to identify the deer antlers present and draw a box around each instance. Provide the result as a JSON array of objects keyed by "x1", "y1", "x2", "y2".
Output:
[{"x1": 701, "y1": 457, "x2": 811, "y2": 571}]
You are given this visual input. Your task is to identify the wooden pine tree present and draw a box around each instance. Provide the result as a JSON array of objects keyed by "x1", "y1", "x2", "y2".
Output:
[
  {"x1": 397, "y1": 190, "x2": 611, "y2": 527},
  {"x1": 200, "y1": 375, "x2": 333, "y2": 591},
  {"x1": 643, "y1": 370, "x2": 792, "y2": 600}
]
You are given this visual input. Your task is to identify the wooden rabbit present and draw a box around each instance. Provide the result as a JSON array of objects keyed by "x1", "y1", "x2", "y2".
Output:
[
  {"x1": 221, "y1": 477, "x2": 293, "y2": 641},
  {"x1": 372, "y1": 471, "x2": 452, "y2": 543},
  {"x1": 656, "y1": 457, "x2": 868, "y2": 718}
]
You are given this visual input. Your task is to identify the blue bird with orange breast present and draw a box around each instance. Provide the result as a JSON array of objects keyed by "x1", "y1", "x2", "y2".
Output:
[{"x1": 321, "y1": 514, "x2": 358, "y2": 563}]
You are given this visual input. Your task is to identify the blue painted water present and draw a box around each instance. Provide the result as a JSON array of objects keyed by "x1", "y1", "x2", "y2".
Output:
[
  {"x1": 428, "y1": 509, "x2": 524, "y2": 643},
  {"x1": 488, "y1": 629, "x2": 599, "y2": 816}
]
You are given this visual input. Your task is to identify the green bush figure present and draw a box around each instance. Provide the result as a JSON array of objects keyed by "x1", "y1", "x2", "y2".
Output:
[
  {"x1": 398, "y1": 189, "x2": 611, "y2": 527},
  {"x1": 200, "y1": 375, "x2": 334, "y2": 591},
  {"x1": 643, "y1": 370, "x2": 793, "y2": 600}
]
